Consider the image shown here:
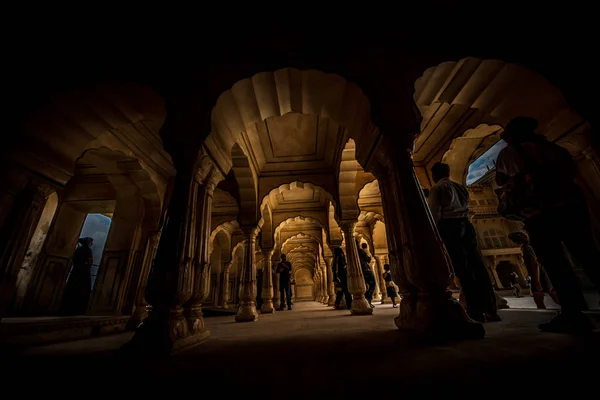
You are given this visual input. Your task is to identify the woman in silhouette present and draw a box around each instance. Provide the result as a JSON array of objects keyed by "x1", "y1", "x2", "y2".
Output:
[{"x1": 60, "y1": 237, "x2": 94, "y2": 315}]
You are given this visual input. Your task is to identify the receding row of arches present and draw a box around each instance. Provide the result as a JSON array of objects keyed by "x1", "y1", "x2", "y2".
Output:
[{"x1": 1, "y1": 54, "x2": 598, "y2": 352}]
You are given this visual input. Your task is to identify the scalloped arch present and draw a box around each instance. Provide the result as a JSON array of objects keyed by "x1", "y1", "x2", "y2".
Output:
[
  {"x1": 76, "y1": 146, "x2": 162, "y2": 229},
  {"x1": 209, "y1": 219, "x2": 239, "y2": 255},
  {"x1": 358, "y1": 211, "x2": 384, "y2": 223},
  {"x1": 413, "y1": 57, "x2": 568, "y2": 121},
  {"x1": 280, "y1": 232, "x2": 322, "y2": 250},
  {"x1": 210, "y1": 68, "x2": 375, "y2": 158},
  {"x1": 358, "y1": 179, "x2": 379, "y2": 199},
  {"x1": 412, "y1": 57, "x2": 583, "y2": 168},
  {"x1": 258, "y1": 181, "x2": 337, "y2": 230},
  {"x1": 273, "y1": 216, "x2": 327, "y2": 247},
  {"x1": 440, "y1": 124, "x2": 503, "y2": 184}
]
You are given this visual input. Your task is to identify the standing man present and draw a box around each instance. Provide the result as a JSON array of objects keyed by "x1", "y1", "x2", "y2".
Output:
[
  {"x1": 496, "y1": 116, "x2": 599, "y2": 333},
  {"x1": 428, "y1": 162, "x2": 501, "y2": 323},
  {"x1": 276, "y1": 254, "x2": 293, "y2": 310}
]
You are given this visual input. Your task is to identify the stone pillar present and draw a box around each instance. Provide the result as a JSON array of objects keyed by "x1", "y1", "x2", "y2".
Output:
[
  {"x1": 370, "y1": 257, "x2": 382, "y2": 302},
  {"x1": 235, "y1": 226, "x2": 259, "y2": 322},
  {"x1": 326, "y1": 256, "x2": 335, "y2": 306},
  {"x1": 372, "y1": 145, "x2": 483, "y2": 340},
  {"x1": 321, "y1": 267, "x2": 329, "y2": 304},
  {"x1": 128, "y1": 230, "x2": 161, "y2": 328},
  {"x1": 375, "y1": 255, "x2": 388, "y2": 304},
  {"x1": 319, "y1": 270, "x2": 325, "y2": 302},
  {"x1": 0, "y1": 180, "x2": 51, "y2": 321},
  {"x1": 340, "y1": 221, "x2": 373, "y2": 315},
  {"x1": 123, "y1": 156, "x2": 205, "y2": 355},
  {"x1": 184, "y1": 167, "x2": 223, "y2": 336},
  {"x1": 260, "y1": 249, "x2": 275, "y2": 313},
  {"x1": 220, "y1": 262, "x2": 232, "y2": 309},
  {"x1": 488, "y1": 256, "x2": 503, "y2": 289}
]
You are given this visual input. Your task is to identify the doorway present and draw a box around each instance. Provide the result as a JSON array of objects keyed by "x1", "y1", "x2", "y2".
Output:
[{"x1": 77, "y1": 213, "x2": 112, "y2": 290}]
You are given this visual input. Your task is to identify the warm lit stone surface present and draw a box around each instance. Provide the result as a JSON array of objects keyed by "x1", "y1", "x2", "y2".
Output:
[{"x1": 5, "y1": 302, "x2": 599, "y2": 394}]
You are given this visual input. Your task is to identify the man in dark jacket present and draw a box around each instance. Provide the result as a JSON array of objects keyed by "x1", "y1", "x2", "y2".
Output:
[{"x1": 276, "y1": 254, "x2": 293, "y2": 310}]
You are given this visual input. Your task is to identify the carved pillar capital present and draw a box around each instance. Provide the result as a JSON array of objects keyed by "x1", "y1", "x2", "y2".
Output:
[
  {"x1": 339, "y1": 220, "x2": 357, "y2": 234},
  {"x1": 240, "y1": 225, "x2": 259, "y2": 240},
  {"x1": 195, "y1": 146, "x2": 225, "y2": 190}
]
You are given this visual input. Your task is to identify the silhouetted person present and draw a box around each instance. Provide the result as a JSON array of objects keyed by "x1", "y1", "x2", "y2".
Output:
[
  {"x1": 60, "y1": 237, "x2": 94, "y2": 315},
  {"x1": 496, "y1": 116, "x2": 598, "y2": 332},
  {"x1": 256, "y1": 269, "x2": 263, "y2": 310},
  {"x1": 509, "y1": 272, "x2": 523, "y2": 298},
  {"x1": 382, "y1": 264, "x2": 398, "y2": 308},
  {"x1": 358, "y1": 242, "x2": 376, "y2": 308},
  {"x1": 508, "y1": 231, "x2": 559, "y2": 309},
  {"x1": 333, "y1": 247, "x2": 352, "y2": 310},
  {"x1": 276, "y1": 254, "x2": 292, "y2": 310},
  {"x1": 428, "y1": 162, "x2": 501, "y2": 323}
]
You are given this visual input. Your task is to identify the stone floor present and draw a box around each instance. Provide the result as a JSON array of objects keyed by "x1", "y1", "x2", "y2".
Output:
[
  {"x1": 3, "y1": 301, "x2": 600, "y2": 396},
  {"x1": 503, "y1": 291, "x2": 600, "y2": 310}
]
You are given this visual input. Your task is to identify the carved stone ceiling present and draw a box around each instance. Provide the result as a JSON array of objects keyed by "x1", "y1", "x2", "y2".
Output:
[{"x1": 246, "y1": 113, "x2": 345, "y2": 175}]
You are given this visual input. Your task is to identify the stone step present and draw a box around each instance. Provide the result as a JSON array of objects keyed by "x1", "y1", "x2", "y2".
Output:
[{"x1": 0, "y1": 315, "x2": 129, "y2": 349}]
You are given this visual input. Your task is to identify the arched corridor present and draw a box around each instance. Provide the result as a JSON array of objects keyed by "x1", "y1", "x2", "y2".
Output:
[{"x1": 2, "y1": 29, "x2": 600, "y2": 390}]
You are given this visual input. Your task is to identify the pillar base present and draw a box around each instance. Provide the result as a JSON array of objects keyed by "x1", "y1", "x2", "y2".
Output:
[
  {"x1": 494, "y1": 290, "x2": 510, "y2": 309},
  {"x1": 394, "y1": 291, "x2": 484, "y2": 342},
  {"x1": 327, "y1": 295, "x2": 335, "y2": 306},
  {"x1": 121, "y1": 310, "x2": 210, "y2": 356},
  {"x1": 260, "y1": 300, "x2": 275, "y2": 314},
  {"x1": 235, "y1": 302, "x2": 259, "y2": 322},
  {"x1": 351, "y1": 296, "x2": 373, "y2": 315},
  {"x1": 322, "y1": 295, "x2": 329, "y2": 305},
  {"x1": 126, "y1": 306, "x2": 147, "y2": 330}
]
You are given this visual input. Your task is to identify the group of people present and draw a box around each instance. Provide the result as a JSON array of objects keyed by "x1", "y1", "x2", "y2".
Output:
[
  {"x1": 272, "y1": 243, "x2": 399, "y2": 313},
  {"x1": 427, "y1": 116, "x2": 600, "y2": 333},
  {"x1": 330, "y1": 243, "x2": 399, "y2": 310}
]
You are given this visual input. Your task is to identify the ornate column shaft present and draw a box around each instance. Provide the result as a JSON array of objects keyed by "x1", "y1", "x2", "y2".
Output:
[
  {"x1": 373, "y1": 142, "x2": 482, "y2": 340},
  {"x1": 318, "y1": 271, "x2": 324, "y2": 302},
  {"x1": 340, "y1": 221, "x2": 372, "y2": 315},
  {"x1": 235, "y1": 226, "x2": 259, "y2": 322},
  {"x1": 220, "y1": 262, "x2": 232, "y2": 308},
  {"x1": 128, "y1": 230, "x2": 161, "y2": 328},
  {"x1": 321, "y1": 267, "x2": 329, "y2": 304},
  {"x1": 326, "y1": 256, "x2": 335, "y2": 306},
  {"x1": 260, "y1": 249, "x2": 275, "y2": 313},
  {"x1": 123, "y1": 153, "x2": 205, "y2": 354},
  {"x1": 375, "y1": 255, "x2": 388, "y2": 304},
  {"x1": 0, "y1": 180, "x2": 51, "y2": 320},
  {"x1": 184, "y1": 162, "x2": 223, "y2": 335},
  {"x1": 488, "y1": 256, "x2": 503, "y2": 289},
  {"x1": 370, "y1": 256, "x2": 382, "y2": 302}
]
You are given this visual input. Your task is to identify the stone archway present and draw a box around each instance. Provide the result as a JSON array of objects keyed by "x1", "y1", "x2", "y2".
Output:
[{"x1": 23, "y1": 147, "x2": 162, "y2": 317}]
